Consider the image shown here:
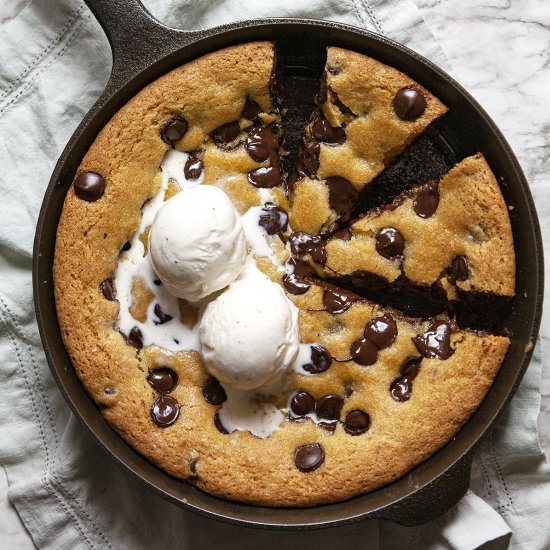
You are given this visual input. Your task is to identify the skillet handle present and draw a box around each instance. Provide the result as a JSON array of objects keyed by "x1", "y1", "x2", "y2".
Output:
[
  {"x1": 84, "y1": 0, "x2": 196, "y2": 92},
  {"x1": 371, "y1": 450, "x2": 475, "y2": 526}
]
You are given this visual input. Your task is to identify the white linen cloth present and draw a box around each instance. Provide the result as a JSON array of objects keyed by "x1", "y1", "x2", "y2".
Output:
[{"x1": 0, "y1": 1, "x2": 549, "y2": 548}]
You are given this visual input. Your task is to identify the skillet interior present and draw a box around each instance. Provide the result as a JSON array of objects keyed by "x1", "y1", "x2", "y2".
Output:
[{"x1": 33, "y1": 19, "x2": 543, "y2": 529}]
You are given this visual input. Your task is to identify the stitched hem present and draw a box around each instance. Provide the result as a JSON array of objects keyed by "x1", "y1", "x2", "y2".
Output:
[
  {"x1": 352, "y1": 0, "x2": 385, "y2": 35},
  {"x1": 0, "y1": 295, "x2": 112, "y2": 549}
]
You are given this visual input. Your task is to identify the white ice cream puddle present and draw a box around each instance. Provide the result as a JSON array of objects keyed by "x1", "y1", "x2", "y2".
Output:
[{"x1": 114, "y1": 149, "x2": 203, "y2": 352}]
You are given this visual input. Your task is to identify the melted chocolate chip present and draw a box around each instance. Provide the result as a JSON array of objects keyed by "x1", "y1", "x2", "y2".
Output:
[
  {"x1": 126, "y1": 327, "x2": 143, "y2": 349},
  {"x1": 121, "y1": 241, "x2": 131, "y2": 252},
  {"x1": 332, "y1": 228, "x2": 353, "y2": 241},
  {"x1": 283, "y1": 273, "x2": 311, "y2": 295},
  {"x1": 161, "y1": 116, "x2": 188, "y2": 144},
  {"x1": 350, "y1": 338, "x2": 378, "y2": 366},
  {"x1": 211, "y1": 121, "x2": 241, "y2": 148},
  {"x1": 318, "y1": 420, "x2": 337, "y2": 432},
  {"x1": 241, "y1": 97, "x2": 262, "y2": 120},
  {"x1": 316, "y1": 71, "x2": 328, "y2": 104},
  {"x1": 322, "y1": 287, "x2": 359, "y2": 314},
  {"x1": 258, "y1": 202, "x2": 288, "y2": 235},
  {"x1": 375, "y1": 227, "x2": 405, "y2": 259},
  {"x1": 74, "y1": 172, "x2": 106, "y2": 202},
  {"x1": 325, "y1": 177, "x2": 358, "y2": 223},
  {"x1": 344, "y1": 410, "x2": 371, "y2": 435},
  {"x1": 413, "y1": 319, "x2": 454, "y2": 359},
  {"x1": 290, "y1": 232, "x2": 327, "y2": 264},
  {"x1": 294, "y1": 443, "x2": 325, "y2": 472},
  {"x1": 303, "y1": 344, "x2": 332, "y2": 374},
  {"x1": 290, "y1": 391, "x2": 315, "y2": 416},
  {"x1": 349, "y1": 270, "x2": 390, "y2": 291},
  {"x1": 447, "y1": 256, "x2": 469, "y2": 284},
  {"x1": 316, "y1": 394, "x2": 344, "y2": 420},
  {"x1": 184, "y1": 155, "x2": 203, "y2": 180},
  {"x1": 269, "y1": 61, "x2": 283, "y2": 111},
  {"x1": 214, "y1": 412, "x2": 229, "y2": 434},
  {"x1": 147, "y1": 368, "x2": 178, "y2": 394},
  {"x1": 100, "y1": 278, "x2": 115, "y2": 301},
  {"x1": 153, "y1": 304, "x2": 172, "y2": 325},
  {"x1": 202, "y1": 377, "x2": 227, "y2": 406},
  {"x1": 390, "y1": 357, "x2": 422, "y2": 402},
  {"x1": 393, "y1": 88, "x2": 427, "y2": 121},
  {"x1": 294, "y1": 140, "x2": 321, "y2": 181},
  {"x1": 311, "y1": 116, "x2": 346, "y2": 145},
  {"x1": 413, "y1": 181, "x2": 440, "y2": 218},
  {"x1": 247, "y1": 165, "x2": 282, "y2": 188},
  {"x1": 151, "y1": 395, "x2": 180, "y2": 427},
  {"x1": 245, "y1": 125, "x2": 279, "y2": 163},
  {"x1": 364, "y1": 314, "x2": 398, "y2": 349}
]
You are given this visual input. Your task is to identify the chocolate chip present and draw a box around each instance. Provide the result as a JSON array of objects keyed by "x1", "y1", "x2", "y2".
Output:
[
  {"x1": 375, "y1": 227, "x2": 405, "y2": 259},
  {"x1": 350, "y1": 338, "x2": 378, "y2": 366},
  {"x1": 245, "y1": 126, "x2": 278, "y2": 163},
  {"x1": 293, "y1": 139, "x2": 321, "y2": 183},
  {"x1": 242, "y1": 97, "x2": 262, "y2": 120},
  {"x1": 161, "y1": 116, "x2": 188, "y2": 144},
  {"x1": 214, "y1": 412, "x2": 229, "y2": 434},
  {"x1": 318, "y1": 420, "x2": 337, "y2": 432},
  {"x1": 74, "y1": 172, "x2": 106, "y2": 202},
  {"x1": 153, "y1": 278, "x2": 161, "y2": 286},
  {"x1": 100, "y1": 278, "x2": 115, "y2": 301},
  {"x1": 364, "y1": 314, "x2": 398, "y2": 349},
  {"x1": 393, "y1": 88, "x2": 427, "y2": 121},
  {"x1": 153, "y1": 304, "x2": 173, "y2": 325},
  {"x1": 447, "y1": 256, "x2": 469, "y2": 284},
  {"x1": 344, "y1": 410, "x2": 371, "y2": 435},
  {"x1": 121, "y1": 241, "x2": 131, "y2": 252},
  {"x1": 147, "y1": 368, "x2": 178, "y2": 394},
  {"x1": 311, "y1": 115, "x2": 346, "y2": 145},
  {"x1": 413, "y1": 181, "x2": 439, "y2": 218},
  {"x1": 125, "y1": 326, "x2": 143, "y2": 349},
  {"x1": 258, "y1": 202, "x2": 288, "y2": 235},
  {"x1": 325, "y1": 177, "x2": 358, "y2": 223},
  {"x1": 316, "y1": 394, "x2": 344, "y2": 421},
  {"x1": 343, "y1": 383, "x2": 354, "y2": 398},
  {"x1": 104, "y1": 386, "x2": 116, "y2": 395},
  {"x1": 290, "y1": 232, "x2": 327, "y2": 264},
  {"x1": 247, "y1": 165, "x2": 282, "y2": 188},
  {"x1": 151, "y1": 395, "x2": 180, "y2": 427},
  {"x1": 390, "y1": 357, "x2": 422, "y2": 402},
  {"x1": 184, "y1": 155, "x2": 203, "y2": 180},
  {"x1": 303, "y1": 344, "x2": 332, "y2": 374},
  {"x1": 413, "y1": 319, "x2": 454, "y2": 359},
  {"x1": 283, "y1": 273, "x2": 311, "y2": 295},
  {"x1": 294, "y1": 443, "x2": 324, "y2": 472},
  {"x1": 211, "y1": 121, "x2": 241, "y2": 148},
  {"x1": 290, "y1": 391, "x2": 315, "y2": 416},
  {"x1": 202, "y1": 377, "x2": 227, "y2": 406},
  {"x1": 332, "y1": 228, "x2": 352, "y2": 241},
  {"x1": 322, "y1": 286, "x2": 359, "y2": 314}
]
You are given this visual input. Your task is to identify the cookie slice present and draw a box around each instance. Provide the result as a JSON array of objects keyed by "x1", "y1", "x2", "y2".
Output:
[
  {"x1": 292, "y1": 154, "x2": 515, "y2": 299},
  {"x1": 288, "y1": 46, "x2": 448, "y2": 235}
]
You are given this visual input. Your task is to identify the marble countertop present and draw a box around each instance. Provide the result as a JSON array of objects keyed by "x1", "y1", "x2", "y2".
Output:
[{"x1": 1, "y1": 0, "x2": 548, "y2": 547}]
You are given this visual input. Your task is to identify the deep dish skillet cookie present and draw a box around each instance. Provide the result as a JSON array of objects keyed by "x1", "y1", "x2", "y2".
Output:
[{"x1": 54, "y1": 41, "x2": 513, "y2": 506}]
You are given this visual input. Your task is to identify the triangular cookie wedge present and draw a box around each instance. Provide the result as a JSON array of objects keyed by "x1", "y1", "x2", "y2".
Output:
[{"x1": 288, "y1": 46, "x2": 448, "y2": 235}]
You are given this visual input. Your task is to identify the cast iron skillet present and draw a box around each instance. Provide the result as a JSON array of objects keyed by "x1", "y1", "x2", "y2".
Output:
[{"x1": 33, "y1": 0, "x2": 543, "y2": 530}]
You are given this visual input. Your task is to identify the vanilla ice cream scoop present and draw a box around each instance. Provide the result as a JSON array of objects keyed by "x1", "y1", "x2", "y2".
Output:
[
  {"x1": 149, "y1": 185, "x2": 247, "y2": 302},
  {"x1": 199, "y1": 262, "x2": 300, "y2": 391}
]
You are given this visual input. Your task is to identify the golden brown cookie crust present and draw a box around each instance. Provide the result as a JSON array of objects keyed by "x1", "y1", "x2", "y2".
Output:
[{"x1": 55, "y1": 42, "x2": 511, "y2": 507}]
